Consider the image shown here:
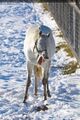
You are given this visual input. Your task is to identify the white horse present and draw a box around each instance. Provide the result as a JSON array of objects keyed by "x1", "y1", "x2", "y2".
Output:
[{"x1": 23, "y1": 24, "x2": 55, "y2": 103}]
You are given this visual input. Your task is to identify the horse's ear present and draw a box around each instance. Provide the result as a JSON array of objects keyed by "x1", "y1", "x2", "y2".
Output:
[
  {"x1": 47, "y1": 33, "x2": 50, "y2": 37},
  {"x1": 39, "y1": 31, "x2": 42, "y2": 36}
]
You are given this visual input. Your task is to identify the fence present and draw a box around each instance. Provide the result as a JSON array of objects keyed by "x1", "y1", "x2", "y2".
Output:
[{"x1": 48, "y1": 2, "x2": 80, "y2": 61}]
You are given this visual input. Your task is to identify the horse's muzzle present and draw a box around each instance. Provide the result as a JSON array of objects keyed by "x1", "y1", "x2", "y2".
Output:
[{"x1": 37, "y1": 52, "x2": 49, "y2": 65}]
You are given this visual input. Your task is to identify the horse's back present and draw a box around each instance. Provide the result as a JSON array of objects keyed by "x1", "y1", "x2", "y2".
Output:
[
  {"x1": 24, "y1": 24, "x2": 40, "y2": 58},
  {"x1": 25, "y1": 24, "x2": 40, "y2": 43}
]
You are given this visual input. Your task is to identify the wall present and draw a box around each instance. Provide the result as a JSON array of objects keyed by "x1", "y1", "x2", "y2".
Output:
[{"x1": 48, "y1": 2, "x2": 80, "y2": 61}]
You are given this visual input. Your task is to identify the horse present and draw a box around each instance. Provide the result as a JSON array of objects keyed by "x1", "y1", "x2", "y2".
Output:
[{"x1": 23, "y1": 24, "x2": 55, "y2": 103}]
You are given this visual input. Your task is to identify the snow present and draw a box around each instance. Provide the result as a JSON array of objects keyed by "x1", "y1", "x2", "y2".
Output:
[{"x1": 0, "y1": 2, "x2": 80, "y2": 120}]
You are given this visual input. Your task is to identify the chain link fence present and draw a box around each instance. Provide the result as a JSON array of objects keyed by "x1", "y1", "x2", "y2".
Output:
[{"x1": 48, "y1": 2, "x2": 80, "y2": 61}]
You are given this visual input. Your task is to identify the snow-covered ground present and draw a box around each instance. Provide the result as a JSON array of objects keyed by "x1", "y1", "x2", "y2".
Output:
[{"x1": 0, "y1": 3, "x2": 80, "y2": 120}]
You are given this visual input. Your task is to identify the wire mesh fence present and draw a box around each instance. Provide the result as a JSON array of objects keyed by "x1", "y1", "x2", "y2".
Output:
[{"x1": 48, "y1": 2, "x2": 80, "y2": 61}]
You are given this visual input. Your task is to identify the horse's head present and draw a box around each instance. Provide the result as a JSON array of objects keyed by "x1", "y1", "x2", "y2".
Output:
[{"x1": 33, "y1": 29, "x2": 50, "y2": 65}]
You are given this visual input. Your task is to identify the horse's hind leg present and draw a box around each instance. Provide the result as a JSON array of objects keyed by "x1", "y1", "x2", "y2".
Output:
[
  {"x1": 23, "y1": 62, "x2": 32, "y2": 103},
  {"x1": 34, "y1": 65, "x2": 38, "y2": 96}
]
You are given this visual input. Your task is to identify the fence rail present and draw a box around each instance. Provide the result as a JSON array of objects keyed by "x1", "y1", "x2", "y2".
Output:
[{"x1": 48, "y1": 2, "x2": 80, "y2": 61}]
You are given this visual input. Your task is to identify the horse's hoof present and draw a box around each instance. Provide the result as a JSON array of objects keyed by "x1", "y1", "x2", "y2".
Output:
[
  {"x1": 23, "y1": 99, "x2": 26, "y2": 103},
  {"x1": 48, "y1": 94, "x2": 51, "y2": 97},
  {"x1": 34, "y1": 93, "x2": 37, "y2": 96},
  {"x1": 44, "y1": 97, "x2": 47, "y2": 101}
]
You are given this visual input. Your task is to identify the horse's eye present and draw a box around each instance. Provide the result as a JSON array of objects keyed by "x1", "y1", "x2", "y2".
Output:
[
  {"x1": 38, "y1": 50, "x2": 43, "y2": 53},
  {"x1": 39, "y1": 31, "x2": 42, "y2": 36}
]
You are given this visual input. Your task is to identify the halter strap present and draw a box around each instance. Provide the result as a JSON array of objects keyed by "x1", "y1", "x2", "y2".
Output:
[{"x1": 33, "y1": 38, "x2": 49, "y2": 60}]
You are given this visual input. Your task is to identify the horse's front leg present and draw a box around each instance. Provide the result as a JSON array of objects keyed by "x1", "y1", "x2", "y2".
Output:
[
  {"x1": 42, "y1": 70, "x2": 47, "y2": 100},
  {"x1": 42, "y1": 61, "x2": 51, "y2": 100},
  {"x1": 46, "y1": 61, "x2": 51, "y2": 97},
  {"x1": 34, "y1": 76, "x2": 38, "y2": 96},
  {"x1": 46, "y1": 73, "x2": 51, "y2": 97},
  {"x1": 42, "y1": 73, "x2": 51, "y2": 100}
]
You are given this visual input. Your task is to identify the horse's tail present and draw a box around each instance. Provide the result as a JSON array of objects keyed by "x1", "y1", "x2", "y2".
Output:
[{"x1": 34, "y1": 65, "x2": 44, "y2": 79}]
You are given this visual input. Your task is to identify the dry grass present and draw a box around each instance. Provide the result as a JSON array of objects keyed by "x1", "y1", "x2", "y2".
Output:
[
  {"x1": 56, "y1": 42, "x2": 74, "y2": 57},
  {"x1": 56, "y1": 31, "x2": 64, "y2": 37},
  {"x1": 63, "y1": 61, "x2": 78, "y2": 74},
  {"x1": 56, "y1": 42, "x2": 79, "y2": 74},
  {"x1": 42, "y1": 3, "x2": 49, "y2": 11}
]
